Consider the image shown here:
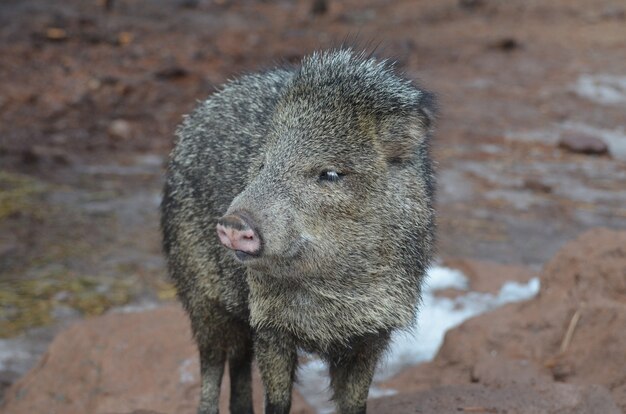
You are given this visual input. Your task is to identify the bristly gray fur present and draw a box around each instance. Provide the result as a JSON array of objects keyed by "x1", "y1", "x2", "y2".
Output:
[{"x1": 161, "y1": 48, "x2": 437, "y2": 414}]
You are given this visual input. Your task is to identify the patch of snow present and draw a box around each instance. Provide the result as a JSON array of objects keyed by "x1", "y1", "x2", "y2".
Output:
[
  {"x1": 179, "y1": 357, "x2": 195, "y2": 384},
  {"x1": 297, "y1": 359, "x2": 332, "y2": 414},
  {"x1": 574, "y1": 74, "x2": 626, "y2": 105},
  {"x1": 424, "y1": 266, "x2": 467, "y2": 291},
  {"x1": 368, "y1": 386, "x2": 397, "y2": 399}
]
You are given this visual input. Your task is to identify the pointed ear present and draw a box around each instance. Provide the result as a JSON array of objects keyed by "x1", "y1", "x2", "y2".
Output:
[{"x1": 379, "y1": 94, "x2": 437, "y2": 165}]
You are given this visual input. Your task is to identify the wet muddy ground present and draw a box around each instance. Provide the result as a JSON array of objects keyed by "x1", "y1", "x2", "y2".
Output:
[{"x1": 1, "y1": 0, "x2": 625, "y2": 401}]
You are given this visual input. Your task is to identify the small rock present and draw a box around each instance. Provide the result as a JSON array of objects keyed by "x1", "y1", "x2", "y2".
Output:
[
  {"x1": 116, "y1": 32, "x2": 133, "y2": 46},
  {"x1": 107, "y1": 119, "x2": 133, "y2": 141},
  {"x1": 523, "y1": 178, "x2": 552, "y2": 193},
  {"x1": 558, "y1": 133, "x2": 608, "y2": 155},
  {"x1": 153, "y1": 66, "x2": 188, "y2": 80},
  {"x1": 310, "y1": 0, "x2": 328, "y2": 15},
  {"x1": 491, "y1": 37, "x2": 521, "y2": 52},
  {"x1": 45, "y1": 28, "x2": 67, "y2": 41},
  {"x1": 551, "y1": 361, "x2": 576, "y2": 382}
]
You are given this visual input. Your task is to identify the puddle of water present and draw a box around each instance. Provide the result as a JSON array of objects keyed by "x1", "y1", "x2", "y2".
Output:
[
  {"x1": 573, "y1": 74, "x2": 626, "y2": 106},
  {"x1": 296, "y1": 266, "x2": 540, "y2": 413}
]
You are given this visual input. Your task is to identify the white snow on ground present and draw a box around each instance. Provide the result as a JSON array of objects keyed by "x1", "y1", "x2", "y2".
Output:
[
  {"x1": 296, "y1": 265, "x2": 540, "y2": 413},
  {"x1": 574, "y1": 74, "x2": 626, "y2": 106}
]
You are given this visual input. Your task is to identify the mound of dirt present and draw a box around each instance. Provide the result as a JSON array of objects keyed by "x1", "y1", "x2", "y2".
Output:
[
  {"x1": 370, "y1": 383, "x2": 621, "y2": 414},
  {"x1": 383, "y1": 228, "x2": 626, "y2": 412},
  {"x1": 0, "y1": 305, "x2": 313, "y2": 414}
]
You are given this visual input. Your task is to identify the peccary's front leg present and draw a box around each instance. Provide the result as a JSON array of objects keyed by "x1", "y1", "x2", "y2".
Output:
[
  {"x1": 255, "y1": 329, "x2": 297, "y2": 414},
  {"x1": 229, "y1": 334, "x2": 254, "y2": 414},
  {"x1": 329, "y1": 332, "x2": 390, "y2": 414},
  {"x1": 197, "y1": 345, "x2": 225, "y2": 414}
]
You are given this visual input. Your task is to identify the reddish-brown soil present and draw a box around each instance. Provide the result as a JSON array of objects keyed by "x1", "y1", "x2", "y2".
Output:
[
  {"x1": 2, "y1": 229, "x2": 625, "y2": 413},
  {"x1": 1, "y1": 0, "x2": 626, "y2": 411}
]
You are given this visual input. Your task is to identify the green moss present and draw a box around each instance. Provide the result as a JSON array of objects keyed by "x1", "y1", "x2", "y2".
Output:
[
  {"x1": 0, "y1": 171, "x2": 48, "y2": 221},
  {"x1": 155, "y1": 279, "x2": 177, "y2": 300},
  {"x1": 0, "y1": 273, "x2": 136, "y2": 338}
]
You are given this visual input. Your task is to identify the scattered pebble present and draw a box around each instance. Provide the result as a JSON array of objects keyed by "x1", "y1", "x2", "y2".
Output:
[
  {"x1": 116, "y1": 32, "x2": 133, "y2": 46},
  {"x1": 45, "y1": 28, "x2": 67, "y2": 41},
  {"x1": 311, "y1": 0, "x2": 328, "y2": 16},
  {"x1": 491, "y1": 37, "x2": 521, "y2": 52},
  {"x1": 551, "y1": 362, "x2": 575, "y2": 382},
  {"x1": 107, "y1": 119, "x2": 133, "y2": 141},
  {"x1": 523, "y1": 178, "x2": 552, "y2": 194},
  {"x1": 558, "y1": 133, "x2": 608, "y2": 155},
  {"x1": 154, "y1": 66, "x2": 189, "y2": 80}
]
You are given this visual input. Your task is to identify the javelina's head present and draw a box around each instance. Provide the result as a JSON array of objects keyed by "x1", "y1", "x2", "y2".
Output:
[{"x1": 217, "y1": 50, "x2": 436, "y2": 276}]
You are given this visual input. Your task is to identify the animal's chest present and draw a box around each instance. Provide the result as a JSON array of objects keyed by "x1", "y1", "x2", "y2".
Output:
[{"x1": 247, "y1": 279, "x2": 402, "y2": 352}]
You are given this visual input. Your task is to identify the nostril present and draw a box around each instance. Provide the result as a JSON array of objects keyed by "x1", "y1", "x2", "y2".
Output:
[{"x1": 216, "y1": 213, "x2": 262, "y2": 256}]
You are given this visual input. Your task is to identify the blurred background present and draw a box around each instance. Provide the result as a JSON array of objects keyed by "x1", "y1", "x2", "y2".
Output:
[{"x1": 1, "y1": 0, "x2": 625, "y2": 413}]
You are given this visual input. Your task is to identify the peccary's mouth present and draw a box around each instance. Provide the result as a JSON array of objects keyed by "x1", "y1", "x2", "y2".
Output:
[
  {"x1": 234, "y1": 250, "x2": 260, "y2": 262},
  {"x1": 232, "y1": 235, "x2": 310, "y2": 267}
]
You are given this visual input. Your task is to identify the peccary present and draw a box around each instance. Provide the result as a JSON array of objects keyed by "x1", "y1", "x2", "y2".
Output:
[{"x1": 161, "y1": 49, "x2": 437, "y2": 414}]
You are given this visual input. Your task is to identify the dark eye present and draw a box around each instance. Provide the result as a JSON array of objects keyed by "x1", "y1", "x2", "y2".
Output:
[
  {"x1": 319, "y1": 170, "x2": 344, "y2": 182},
  {"x1": 258, "y1": 163, "x2": 264, "y2": 171}
]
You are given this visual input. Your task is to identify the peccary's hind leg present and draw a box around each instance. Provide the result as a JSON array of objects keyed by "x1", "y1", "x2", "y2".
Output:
[
  {"x1": 255, "y1": 330, "x2": 297, "y2": 414},
  {"x1": 228, "y1": 330, "x2": 254, "y2": 414},
  {"x1": 329, "y1": 332, "x2": 390, "y2": 414}
]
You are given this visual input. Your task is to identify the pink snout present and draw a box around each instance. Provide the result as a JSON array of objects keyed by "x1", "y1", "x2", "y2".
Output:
[{"x1": 216, "y1": 213, "x2": 262, "y2": 256}]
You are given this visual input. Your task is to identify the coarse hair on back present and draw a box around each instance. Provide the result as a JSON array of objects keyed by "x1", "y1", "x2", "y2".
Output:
[{"x1": 281, "y1": 48, "x2": 436, "y2": 120}]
